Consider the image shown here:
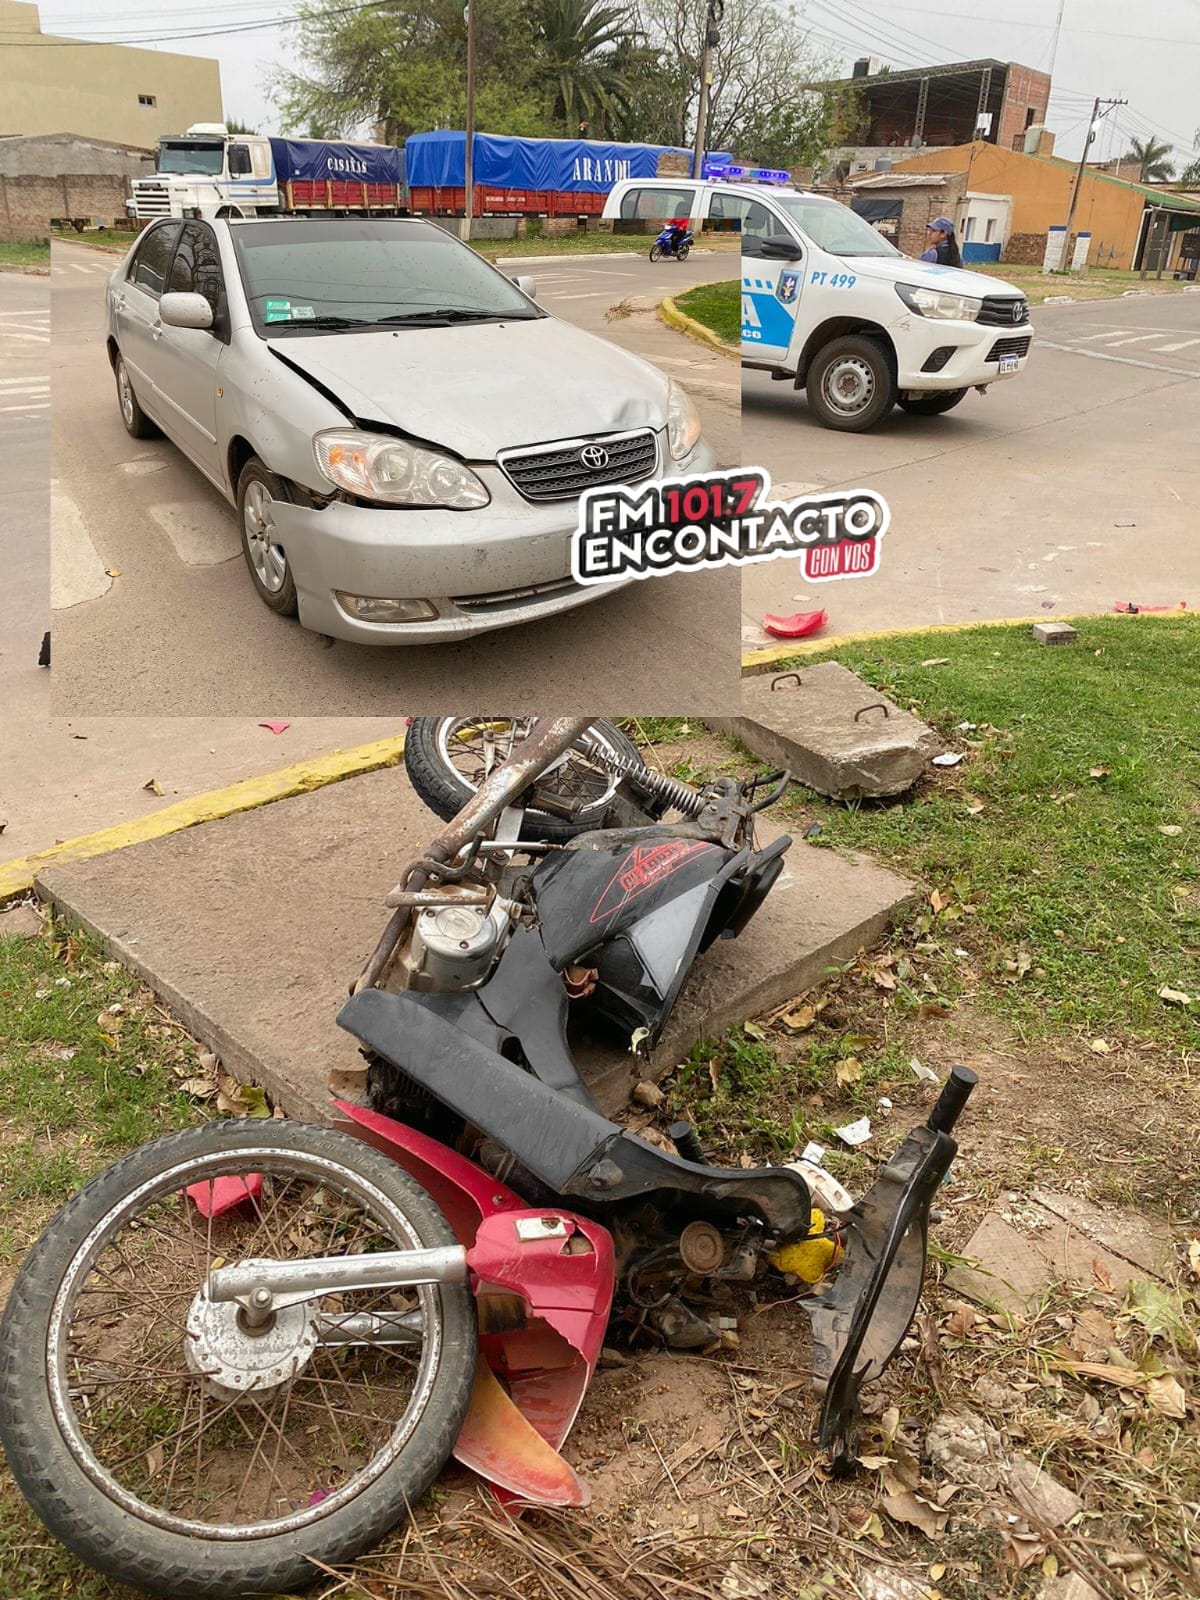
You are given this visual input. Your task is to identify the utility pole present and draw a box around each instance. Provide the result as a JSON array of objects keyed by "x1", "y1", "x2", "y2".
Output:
[
  {"x1": 1060, "y1": 95, "x2": 1126, "y2": 270},
  {"x1": 691, "y1": 0, "x2": 723, "y2": 180},
  {"x1": 461, "y1": 0, "x2": 476, "y2": 241}
]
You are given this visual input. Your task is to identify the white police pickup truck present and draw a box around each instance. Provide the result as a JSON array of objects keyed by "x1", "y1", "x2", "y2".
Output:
[
  {"x1": 739, "y1": 185, "x2": 1033, "y2": 431},
  {"x1": 602, "y1": 174, "x2": 1034, "y2": 433}
]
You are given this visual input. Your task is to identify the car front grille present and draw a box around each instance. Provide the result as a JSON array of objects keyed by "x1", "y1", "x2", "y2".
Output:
[
  {"x1": 978, "y1": 294, "x2": 1030, "y2": 328},
  {"x1": 498, "y1": 428, "x2": 659, "y2": 503},
  {"x1": 453, "y1": 576, "x2": 581, "y2": 614},
  {"x1": 986, "y1": 335, "x2": 1033, "y2": 361}
]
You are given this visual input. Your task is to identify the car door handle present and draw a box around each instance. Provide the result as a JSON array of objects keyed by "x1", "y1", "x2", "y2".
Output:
[{"x1": 151, "y1": 322, "x2": 163, "y2": 340}]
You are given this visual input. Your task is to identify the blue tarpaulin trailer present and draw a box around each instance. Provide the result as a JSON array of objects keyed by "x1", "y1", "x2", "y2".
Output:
[
  {"x1": 268, "y1": 138, "x2": 405, "y2": 186},
  {"x1": 405, "y1": 132, "x2": 731, "y2": 209}
]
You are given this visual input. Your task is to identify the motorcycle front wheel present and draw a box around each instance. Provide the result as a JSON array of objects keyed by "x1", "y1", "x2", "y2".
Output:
[
  {"x1": 0, "y1": 1119, "x2": 475, "y2": 1599},
  {"x1": 649, "y1": 242, "x2": 665, "y2": 262},
  {"x1": 404, "y1": 716, "x2": 651, "y2": 841}
]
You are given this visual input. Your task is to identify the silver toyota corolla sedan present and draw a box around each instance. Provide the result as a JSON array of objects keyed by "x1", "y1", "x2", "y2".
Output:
[{"x1": 104, "y1": 216, "x2": 714, "y2": 644}]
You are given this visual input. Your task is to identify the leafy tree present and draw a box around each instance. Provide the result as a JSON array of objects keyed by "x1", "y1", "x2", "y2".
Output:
[
  {"x1": 225, "y1": 118, "x2": 259, "y2": 135},
  {"x1": 1122, "y1": 135, "x2": 1176, "y2": 183},
  {"x1": 535, "y1": 0, "x2": 637, "y2": 134},
  {"x1": 270, "y1": 0, "x2": 556, "y2": 142}
]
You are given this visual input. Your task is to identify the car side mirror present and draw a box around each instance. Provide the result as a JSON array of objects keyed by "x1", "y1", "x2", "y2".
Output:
[
  {"x1": 760, "y1": 234, "x2": 805, "y2": 261},
  {"x1": 512, "y1": 274, "x2": 537, "y2": 300},
  {"x1": 159, "y1": 291, "x2": 214, "y2": 330}
]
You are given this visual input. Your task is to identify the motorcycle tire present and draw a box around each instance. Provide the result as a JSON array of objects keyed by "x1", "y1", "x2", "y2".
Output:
[
  {"x1": 0, "y1": 1119, "x2": 476, "y2": 1599},
  {"x1": 649, "y1": 242, "x2": 665, "y2": 262},
  {"x1": 404, "y1": 717, "x2": 653, "y2": 842},
  {"x1": 676, "y1": 243, "x2": 691, "y2": 260}
]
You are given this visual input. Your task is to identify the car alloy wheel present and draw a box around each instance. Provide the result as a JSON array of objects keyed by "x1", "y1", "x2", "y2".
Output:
[
  {"x1": 117, "y1": 362, "x2": 135, "y2": 429},
  {"x1": 243, "y1": 479, "x2": 288, "y2": 594}
]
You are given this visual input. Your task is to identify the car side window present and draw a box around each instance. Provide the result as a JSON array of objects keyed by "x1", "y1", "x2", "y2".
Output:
[
  {"x1": 129, "y1": 223, "x2": 182, "y2": 298},
  {"x1": 167, "y1": 222, "x2": 224, "y2": 317},
  {"x1": 722, "y1": 198, "x2": 774, "y2": 255},
  {"x1": 619, "y1": 185, "x2": 696, "y2": 221}
]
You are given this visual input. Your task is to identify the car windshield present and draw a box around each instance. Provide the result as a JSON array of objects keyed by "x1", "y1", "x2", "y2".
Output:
[
  {"x1": 769, "y1": 195, "x2": 901, "y2": 258},
  {"x1": 157, "y1": 142, "x2": 225, "y2": 176},
  {"x1": 230, "y1": 219, "x2": 545, "y2": 334}
]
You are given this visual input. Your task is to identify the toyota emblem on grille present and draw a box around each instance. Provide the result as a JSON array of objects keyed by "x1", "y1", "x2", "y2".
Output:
[
  {"x1": 579, "y1": 444, "x2": 610, "y2": 471},
  {"x1": 1012, "y1": 302, "x2": 1024, "y2": 324}
]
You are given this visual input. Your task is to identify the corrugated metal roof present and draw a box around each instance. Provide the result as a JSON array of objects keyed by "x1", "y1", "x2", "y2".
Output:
[{"x1": 848, "y1": 172, "x2": 954, "y2": 189}]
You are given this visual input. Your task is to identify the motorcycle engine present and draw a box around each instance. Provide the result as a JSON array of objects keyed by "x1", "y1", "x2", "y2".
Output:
[{"x1": 405, "y1": 896, "x2": 513, "y2": 991}]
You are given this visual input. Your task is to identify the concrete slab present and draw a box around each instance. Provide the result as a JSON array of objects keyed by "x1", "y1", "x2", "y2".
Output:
[
  {"x1": 946, "y1": 1194, "x2": 1172, "y2": 1316},
  {"x1": 36, "y1": 768, "x2": 917, "y2": 1120},
  {"x1": 711, "y1": 662, "x2": 942, "y2": 801}
]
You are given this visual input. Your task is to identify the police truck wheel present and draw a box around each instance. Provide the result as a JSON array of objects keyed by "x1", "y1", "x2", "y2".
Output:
[
  {"x1": 649, "y1": 243, "x2": 665, "y2": 262},
  {"x1": 897, "y1": 389, "x2": 969, "y2": 416},
  {"x1": 806, "y1": 336, "x2": 896, "y2": 432}
]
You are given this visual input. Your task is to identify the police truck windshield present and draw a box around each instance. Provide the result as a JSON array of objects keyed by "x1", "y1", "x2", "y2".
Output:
[
  {"x1": 771, "y1": 195, "x2": 901, "y2": 258},
  {"x1": 157, "y1": 143, "x2": 225, "y2": 176}
]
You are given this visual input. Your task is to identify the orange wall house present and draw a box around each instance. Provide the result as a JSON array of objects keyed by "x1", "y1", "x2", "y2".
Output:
[{"x1": 883, "y1": 141, "x2": 1154, "y2": 269}]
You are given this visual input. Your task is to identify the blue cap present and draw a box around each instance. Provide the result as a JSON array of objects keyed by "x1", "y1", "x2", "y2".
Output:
[{"x1": 926, "y1": 216, "x2": 955, "y2": 234}]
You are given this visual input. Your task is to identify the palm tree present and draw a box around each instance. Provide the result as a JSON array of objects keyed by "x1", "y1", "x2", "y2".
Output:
[
  {"x1": 536, "y1": 0, "x2": 637, "y2": 134},
  {"x1": 1122, "y1": 135, "x2": 1176, "y2": 183}
]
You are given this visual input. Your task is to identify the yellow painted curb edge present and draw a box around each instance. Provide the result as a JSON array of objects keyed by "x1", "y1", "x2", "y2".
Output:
[
  {"x1": 740, "y1": 609, "x2": 1193, "y2": 671},
  {"x1": 0, "y1": 733, "x2": 407, "y2": 902},
  {"x1": 659, "y1": 293, "x2": 740, "y2": 360}
]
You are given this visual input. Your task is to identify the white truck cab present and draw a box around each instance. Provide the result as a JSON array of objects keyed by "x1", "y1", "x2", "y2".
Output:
[
  {"x1": 602, "y1": 174, "x2": 1034, "y2": 432},
  {"x1": 129, "y1": 126, "x2": 279, "y2": 222}
]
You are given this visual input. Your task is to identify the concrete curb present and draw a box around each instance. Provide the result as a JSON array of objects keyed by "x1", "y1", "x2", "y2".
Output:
[
  {"x1": 659, "y1": 293, "x2": 740, "y2": 359},
  {"x1": 490, "y1": 250, "x2": 641, "y2": 264},
  {"x1": 1, "y1": 733, "x2": 407, "y2": 901},
  {"x1": 740, "y1": 608, "x2": 1191, "y2": 672}
]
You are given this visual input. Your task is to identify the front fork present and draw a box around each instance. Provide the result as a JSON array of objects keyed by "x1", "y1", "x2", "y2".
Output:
[{"x1": 806, "y1": 1066, "x2": 978, "y2": 1469}]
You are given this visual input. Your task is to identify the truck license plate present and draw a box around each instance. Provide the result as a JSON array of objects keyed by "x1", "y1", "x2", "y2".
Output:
[{"x1": 998, "y1": 355, "x2": 1020, "y2": 374}]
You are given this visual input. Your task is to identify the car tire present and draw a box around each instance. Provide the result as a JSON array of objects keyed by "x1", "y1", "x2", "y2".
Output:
[
  {"x1": 897, "y1": 389, "x2": 969, "y2": 416},
  {"x1": 806, "y1": 335, "x2": 897, "y2": 432},
  {"x1": 649, "y1": 242, "x2": 665, "y2": 262},
  {"x1": 114, "y1": 352, "x2": 158, "y2": 439},
  {"x1": 237, "y1": 457, "x2": 299, "y2": 617}
]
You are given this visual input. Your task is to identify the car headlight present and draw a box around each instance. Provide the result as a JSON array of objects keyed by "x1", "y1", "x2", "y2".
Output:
[
  {"x1": 313, "y1": 429, "x2": 490, "y2": 509},
  {"x1": 666, "y1": 379, "x2": 702, "y2": 460},
  {"x1": 895, "y1": 283, "x2": 984, "y2": 322}
]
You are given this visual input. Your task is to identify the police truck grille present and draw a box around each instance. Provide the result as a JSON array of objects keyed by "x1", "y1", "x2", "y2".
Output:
[
  {"x1": 986, "y1": 335, "x2": 1033, "y2": 361},
  {"x1": 498, "y1": 429, "x2": 658, "y2": 502},
  {"x1": 977, "y1": 295, "x2": 1030, "y2": 327}
]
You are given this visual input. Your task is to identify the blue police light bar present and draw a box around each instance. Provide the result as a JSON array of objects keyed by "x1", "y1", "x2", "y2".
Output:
[{"x1": 702, "y1": 161, "x2": 792, "y2": 184}]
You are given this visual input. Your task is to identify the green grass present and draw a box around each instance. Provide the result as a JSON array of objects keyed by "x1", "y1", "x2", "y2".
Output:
[
  {"x1": 0, "y1": 920, "x2": 201, "y2": 1241},
  {"x1": 473, "y1": 231, "x2": 659, "y2": 261},
  {"x1": 770, "y1": 615, "x2": 1200, "y2": 1050},
  {"x1": 671, "y1": 278, "x2": 740, "y2": 345},
  {"x1": 0, "y1": 239, "x2": 49, "y2": 270}
]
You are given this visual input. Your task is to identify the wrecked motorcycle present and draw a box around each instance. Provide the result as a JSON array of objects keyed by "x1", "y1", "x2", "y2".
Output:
[{"x1": 0, "y1": 716, "x2": 976, "y2": 1598}]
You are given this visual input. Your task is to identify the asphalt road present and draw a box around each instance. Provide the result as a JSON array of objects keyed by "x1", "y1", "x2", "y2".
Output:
[
  {"x1": 49, "y1": 240, "x2": 741, "y2": 717},
  {"x1": 741, "y1": 288, "x2": 1200, "y2": 647},
  {"x1": 0, "y1": 270, "x2": 50, "y2": 712}
]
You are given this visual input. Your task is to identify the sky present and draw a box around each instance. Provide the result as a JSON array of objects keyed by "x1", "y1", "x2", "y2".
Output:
[{"x1": 27, "y1": 0, "x2": 1200, "y2": 170}]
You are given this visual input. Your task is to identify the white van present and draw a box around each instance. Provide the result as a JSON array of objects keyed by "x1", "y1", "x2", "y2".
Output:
[{"x1": 602, "y1": 177, "x2": 1034, "y2": 432}]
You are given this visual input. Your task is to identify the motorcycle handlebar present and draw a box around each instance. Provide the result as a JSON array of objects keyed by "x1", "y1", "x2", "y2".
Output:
[{"x1": 925, "y1": 1065, "x2": 978, "y2": 1136}]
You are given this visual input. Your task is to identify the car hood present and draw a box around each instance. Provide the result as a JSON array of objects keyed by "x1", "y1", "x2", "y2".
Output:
[
  {"x1": 840, "y1": 255, "x2": 1024, "y2": 299},
  {"x1": 266, "y1": 316, "x2": 671, "y2": 460}
]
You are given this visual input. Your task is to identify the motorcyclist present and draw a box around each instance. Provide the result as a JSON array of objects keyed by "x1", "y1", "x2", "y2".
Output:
[{"x1": 665, "y1": 215, "x2": 691, "y2": 255}]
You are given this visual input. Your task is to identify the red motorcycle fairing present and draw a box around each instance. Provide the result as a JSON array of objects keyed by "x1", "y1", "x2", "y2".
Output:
[{"x1": 332, "y1": 1100, "x2": 614, "y2": 1507}]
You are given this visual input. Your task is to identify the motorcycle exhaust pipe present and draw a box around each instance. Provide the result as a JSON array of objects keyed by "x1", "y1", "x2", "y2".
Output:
[{"x1": 925, "y1": 1065, "x2": 978, "y2": 1136}]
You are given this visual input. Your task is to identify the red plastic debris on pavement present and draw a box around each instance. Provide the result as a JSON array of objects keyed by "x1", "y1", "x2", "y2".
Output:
[
  {"x1": 258, "y1": 721, "x2": 290, "y2": 734},
  {"x1": 762, "y1": 609, "x2": 828, "y2": 639}
]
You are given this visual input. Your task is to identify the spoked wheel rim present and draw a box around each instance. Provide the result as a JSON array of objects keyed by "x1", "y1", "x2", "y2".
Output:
[
  {"x1": 48, "y1": 1147, "x2": 444, "y2": 1540},
  {"x1": 243, "y1": 480, "x2": 288, "y2": 594},
  {"x1": 434, "y1": 718, "x2": 625, "y2": 817},
  {"x1": 822, "y1": 355, "x2": 877, "y2": 417},
  {"x1": 117, "y1": 362, "x2": 135, "y2": 428}
]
